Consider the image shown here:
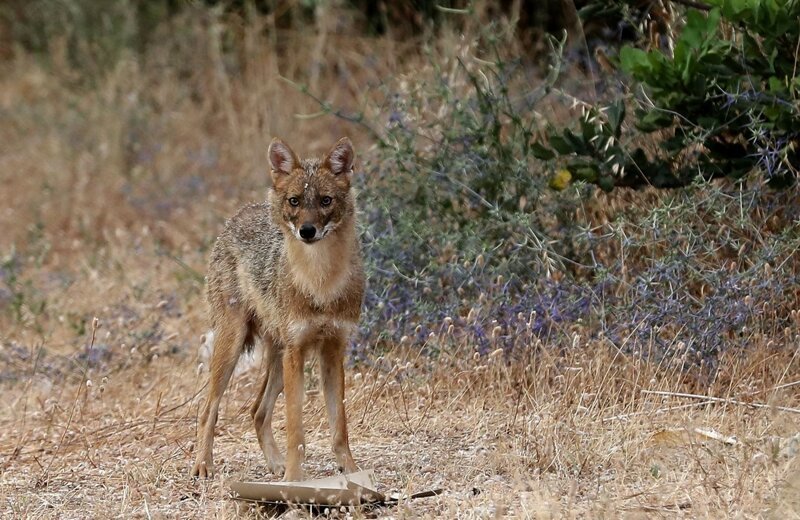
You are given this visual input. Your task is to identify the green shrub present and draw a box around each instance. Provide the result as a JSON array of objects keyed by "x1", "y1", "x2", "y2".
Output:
[{"x1": 537, "y1": 0, "x2": 800, "y2": 191}]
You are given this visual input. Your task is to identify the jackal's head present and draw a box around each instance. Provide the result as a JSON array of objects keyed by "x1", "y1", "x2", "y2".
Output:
[{"x1": 268, "y1": 137, "x2": 355, "y2": 244}]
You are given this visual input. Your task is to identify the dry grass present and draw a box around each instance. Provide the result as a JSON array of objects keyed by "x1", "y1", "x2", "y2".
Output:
[
  {"x1": 1, "y1": 335, "x2": 799, "y2": 518},
  {"x1": 1, "y1": 6, "x2": 799, "y2": 519}
]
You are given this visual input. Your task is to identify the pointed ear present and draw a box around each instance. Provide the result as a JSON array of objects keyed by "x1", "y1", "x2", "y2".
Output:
[
  {"x1": 323, "y1": 137, "x2": 355, "y2": 176},
  {"x1": 268, "y1": 138, "x2": 300, "y2": 187}
]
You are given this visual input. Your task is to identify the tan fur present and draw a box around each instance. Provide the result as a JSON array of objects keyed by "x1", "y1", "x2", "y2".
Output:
[{"x1": 190, "y1": 137, "x2": 364, "y2": 481}]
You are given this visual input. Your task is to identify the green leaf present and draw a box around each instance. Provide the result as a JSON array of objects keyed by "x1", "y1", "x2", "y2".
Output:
[
  {"x1": 573, "y1": 166, "x2": 599, "y2": 183},
  {"x1": 680, "y1": 50, "x2": 695, "y2": 85},
  {"x1": 619, "y1": 47, "x2": 650, "y2": 76},
  {"x1": 549, "y1": 135, "x2": 574, "y2": 155},
  {"x1": 763, "y1": 105, "x2": 782, "y2": 122},
  {"x1": 679, "y1": 8, "x2": 721, "y2": 53},
  {"x1": 607, "y1": 100, "x2": 626, "y2": 139},
  {"x1": 706, "y1": 8, "x2": 722, "y2": 33},
  {"x1": 530, "y1": 141, "x2": 555, "y2": 161},
  {"x1": 718, "y1": 0, "x2": 747, "y2": 18},
  {"x1": 563, "y1": 129, "x2": 587, "y2": 154},
  {"x1": 768, "y1": 76, "x2": 785, "y2": 94},
  {"x1": 597, "y1": 176, "x2": 615, "y2": 192}
]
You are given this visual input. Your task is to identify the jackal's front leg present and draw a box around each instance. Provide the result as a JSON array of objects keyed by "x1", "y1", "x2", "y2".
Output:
[
  {"x1": 282, "y1": 344, "x2": 305, "y2": 481},
  {"x1": 252, "y1": 339, "x2": 285, "y2": 475},
  {"x1": 320, "y1": 335, "x2": 358, "y2": 474}
]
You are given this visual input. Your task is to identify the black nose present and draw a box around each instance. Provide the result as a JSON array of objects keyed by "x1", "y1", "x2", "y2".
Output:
[{"x1": 299, "y1": 224, "x2": 317, "y2": 240}]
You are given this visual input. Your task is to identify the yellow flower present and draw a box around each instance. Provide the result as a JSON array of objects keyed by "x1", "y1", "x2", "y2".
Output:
[{"x1": 549, "y1": 168, "x2": 572, "y2": 190}]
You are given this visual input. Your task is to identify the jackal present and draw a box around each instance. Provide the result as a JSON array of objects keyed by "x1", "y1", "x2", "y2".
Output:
[{"x1": 191, "y1": 137, "x2": 364, "y2": 481}]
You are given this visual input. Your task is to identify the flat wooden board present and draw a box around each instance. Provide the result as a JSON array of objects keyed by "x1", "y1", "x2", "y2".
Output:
[{"x1": 229, "y1": 470, "x2": 385, "y2": 506}]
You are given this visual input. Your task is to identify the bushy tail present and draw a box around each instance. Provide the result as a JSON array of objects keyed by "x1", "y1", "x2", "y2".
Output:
[
  {"x1": 199, "y1": 331, "x2": 215, "y2": 362},
  {"x1": 198, "y1": 328, "x2": 261, "y2": 375}
]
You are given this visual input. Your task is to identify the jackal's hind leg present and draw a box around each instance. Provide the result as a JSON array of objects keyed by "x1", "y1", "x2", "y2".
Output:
[{"x1": 191, "y1": 311, "x2": 247, "y2": 478}]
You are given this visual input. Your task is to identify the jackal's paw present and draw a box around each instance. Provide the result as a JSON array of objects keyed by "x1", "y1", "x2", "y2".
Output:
[
  {"x1": 190, "y1": 458, "x2": 214, "y2": 479},
  {"x1": 282, "y1": 466, "x2": 304, "y2": 482},
  {"x1": 267, "y1": 456, "x2": 285, "y2": 476},
  {"x1": 337, "y1": 454, "x2": 359, "y2": 474},
  {"x1": 338, "y1": 461, "x2": 359, "y2": 474},
  {"x1": 261, "y1": 445, "x2": 285, "y2": 475}
]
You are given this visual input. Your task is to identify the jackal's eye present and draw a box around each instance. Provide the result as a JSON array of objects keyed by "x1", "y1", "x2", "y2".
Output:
[
  {"x1": 288, "y1": 197, "x2": 300, "y2": 207},
  {"x1": 320, "y1": 196, "x2": 332, "y2": 207}
]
